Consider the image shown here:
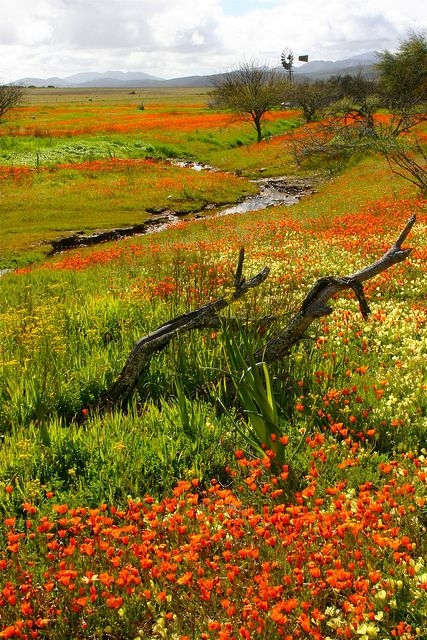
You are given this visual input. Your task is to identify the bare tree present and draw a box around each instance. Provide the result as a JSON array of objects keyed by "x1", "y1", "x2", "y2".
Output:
[
  {"x1": 210, "y1": 62, "x2": 285, "y2": 142},
  {"x1": 290, "y1": 78, "x2": 335, "y2": 123},
  {"x1": 373, "y1": 134, "x2": 427, "y2": 193},
  {"x1": 0, "y1": 83, "x2": 24, "y2": 122}
]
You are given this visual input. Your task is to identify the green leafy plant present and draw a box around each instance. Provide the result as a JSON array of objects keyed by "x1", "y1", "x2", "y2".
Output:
[{"x1": 221, "y1": 326, "x2": 287, "y2": 471}]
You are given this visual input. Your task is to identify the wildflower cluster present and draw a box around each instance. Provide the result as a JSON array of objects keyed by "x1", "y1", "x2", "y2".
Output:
[{"x1": 1, "y1": 445, "x2": 426, "y2": 639}]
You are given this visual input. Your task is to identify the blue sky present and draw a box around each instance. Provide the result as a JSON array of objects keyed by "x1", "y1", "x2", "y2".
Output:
[
  {"x1": 2, "y1": 0, "x2": 426, "y2": 81},
  {"x1": 222, "y1": 0, "x2": 277, "y2": 16}
]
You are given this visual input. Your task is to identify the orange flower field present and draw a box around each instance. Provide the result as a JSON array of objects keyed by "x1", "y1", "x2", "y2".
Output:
[
  {"x1": 1, "y1": 447, "x2": 426, "y2": 639},
  {"x1": 0, "y1": 88, "x2": 426, "y2": 639},
  {"x1": 3, "y1": 100, "x2": 299, "y2": 138}
]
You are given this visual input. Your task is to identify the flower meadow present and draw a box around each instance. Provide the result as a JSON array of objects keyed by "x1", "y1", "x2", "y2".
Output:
[
  {"x1": 0, "y1": 89, "x2": 426, "y2": 639},
  {"x1": 1, "y1": 450, "x2": 426, "y2": 640}
]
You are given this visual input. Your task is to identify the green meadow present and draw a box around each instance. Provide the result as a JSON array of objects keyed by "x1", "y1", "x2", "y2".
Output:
[{"x1": 0, "y1": 88, "x2": 426, "y2": 639}]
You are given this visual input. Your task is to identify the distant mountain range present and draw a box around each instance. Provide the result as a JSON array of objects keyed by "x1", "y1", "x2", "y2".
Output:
[
  {"x1": 16, "y1": 52, "x2": 379, "y2": 88},
  {"x1": 292, "y1": 51, "x2": 378, "y2": 79}
]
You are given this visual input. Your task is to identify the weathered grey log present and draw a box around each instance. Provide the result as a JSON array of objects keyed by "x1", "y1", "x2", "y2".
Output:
[{"x1": 99, "y1": 215, "x2": 415, "y2": 411}]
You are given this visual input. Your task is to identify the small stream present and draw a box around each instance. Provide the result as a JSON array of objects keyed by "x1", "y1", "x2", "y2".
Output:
[
  {"x1": 218, "y1": 176, "x2": 316, "y2": 215},
  {"x1": 47, "y1": 168, "x2": 318, "y2": 255}
]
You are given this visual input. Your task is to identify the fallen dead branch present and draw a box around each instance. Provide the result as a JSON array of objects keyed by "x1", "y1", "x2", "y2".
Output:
[
  {"x1": 97, "y1": 215, "x2": 415, "y2": 412},
  {"x1": 101, "y1": 248, "x2": 269, "y2": 409}
]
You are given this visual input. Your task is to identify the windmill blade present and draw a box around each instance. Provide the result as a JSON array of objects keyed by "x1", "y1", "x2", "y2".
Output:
[{"x1": 281, "y1": 49, "x2": 293, "y2": 70}]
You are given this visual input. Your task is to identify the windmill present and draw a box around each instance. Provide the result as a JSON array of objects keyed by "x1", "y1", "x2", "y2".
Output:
[
  {"x1": 281, "y1": 48, "x2": 294, "y2": 83},
  {"x1": 281, "y1": 49, "x2": 308, "y2": 83}
]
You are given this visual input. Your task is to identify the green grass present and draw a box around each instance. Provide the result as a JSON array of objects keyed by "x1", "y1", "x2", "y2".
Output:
[{"x1": 0, "y1": 135, "x2": 153, "y2": 165}]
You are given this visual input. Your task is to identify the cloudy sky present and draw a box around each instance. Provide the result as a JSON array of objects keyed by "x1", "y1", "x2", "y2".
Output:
[{"x1": 2, "y1": 0, "x2": 426, "y2": 81}]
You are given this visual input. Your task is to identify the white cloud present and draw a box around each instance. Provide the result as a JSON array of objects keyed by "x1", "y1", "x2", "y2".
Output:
[{"x1": 1, "y1": 0, "x2": 426, "y2": 81}]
